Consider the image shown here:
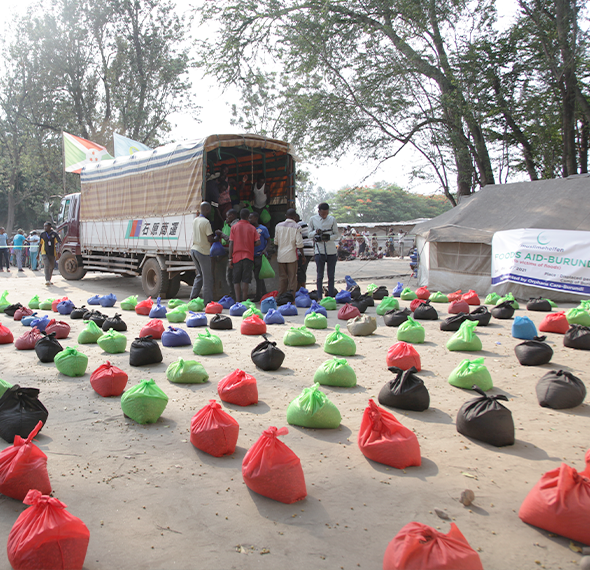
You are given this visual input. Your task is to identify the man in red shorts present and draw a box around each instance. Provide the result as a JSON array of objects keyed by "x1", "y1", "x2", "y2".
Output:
[{"x1": 229, "y1": 208, "x2": 260, "y2": 302}]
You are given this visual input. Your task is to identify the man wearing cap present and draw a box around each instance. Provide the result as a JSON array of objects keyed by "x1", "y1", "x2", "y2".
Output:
[{"x1": 308, "y1": 202, "x2": 339, "y2": 299}]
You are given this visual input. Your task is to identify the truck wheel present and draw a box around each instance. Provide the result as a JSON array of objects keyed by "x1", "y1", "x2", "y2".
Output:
[
  {"x1": 166, "y1": 275, "x2": 181, "y2": 298},
  {"x1": 141, "y1": 258, "x2": 170, "y2": 298},
  {"x1": 58, "y1": 252, "x2": 87, "y2": 280}
]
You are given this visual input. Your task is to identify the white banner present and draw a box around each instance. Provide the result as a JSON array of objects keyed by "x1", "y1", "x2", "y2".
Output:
[{"x1": 491, "y1": 228, "x2": 590, "y2": 296}]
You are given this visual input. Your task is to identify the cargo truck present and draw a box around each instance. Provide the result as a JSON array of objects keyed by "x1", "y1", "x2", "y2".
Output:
[{"x1": 56, "y1": 134, "x2": 296, "y2": 298}]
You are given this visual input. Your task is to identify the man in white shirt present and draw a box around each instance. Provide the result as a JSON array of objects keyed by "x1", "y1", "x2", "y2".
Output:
[
  {"x1": 308, "y1": 202, "x2": 339, "y2": 299},
  {"x1": 274, "y1": 208, "x2": 303, "y2": 296},
  {"x1": 27, "y1": 231, "x2": 40, "y2": 270},
  {"x1": 190, "y1": 202, "x2": 215, "y2": 303}
]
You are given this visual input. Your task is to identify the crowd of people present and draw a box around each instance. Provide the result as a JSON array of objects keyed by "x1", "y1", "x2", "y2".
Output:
[{"x1": 337, "y1": 227, "x2": 410, "y2": 261}]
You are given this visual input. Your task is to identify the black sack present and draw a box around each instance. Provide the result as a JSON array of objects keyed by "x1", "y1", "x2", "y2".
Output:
[
  {"x1": 536, "y1": 370, "x2": 587, "y2": 409},
  {"x1": 350, "y1": 298, "x2": 368, "y2": 314},
  {"x1": 309, "y1": 290, "x2": 319, "y2": 301},
  {"x1": 277, "y1": 291, "x2": 295, "y2": 306},
  {"x1": 383, "y1": 307, "x2": 411, "y2": 327},
  {"x1": 70, "y1": 305, "x2": 87, "y2": 319},
  {"x1": 526, "y1": 297, "x2": 552, "y2": 312},
  {"x1": 491, "y1": 301, "x2": 515, "y2": 320},
  {"x1": 468, "y1": 306, "x2": 491, "y2": 326},
  {"x1": 564, "y1": 325, "x2": 590, "y2": 350},
  {"x1": 372, "y1": 286, "x2": 389, "y2": 301},
  {"x1": 456, "y1": 386, "x2": 515, "y2": 447},
  {"x1": 209, "y1": 314, "x2": 233, "y2": 330},
  {"x1": 102, "y1": 313, "x2": 127, "y2": 332},
  {"x1": 4, "y1": 303, "x2": 23, "y2": 317},
  {"x1": 440, "y1": 313, "x2": 469, "y2": 332},
  {"x1": 514, "y1": 336, "x2": 553, "y2": 365},
  {"x1": 129, "y1": 335, "x2": 163, "y2": 366},
  {"x1": 34, "y1": 331, "x2": 63, "y2": 363},
  {"x1": 413, "y1": 300, "x2": 438, "y2": 321},
  {"x1": 359, "y1": 294, "x2": 374, "y2": 307},
  {"x1": 349, "y1": 285, "x2": 361, "y2": 300},
  {"x1": 251, "y1": 335, "x2": 285, "y2": 371},
  {"x1": 0, "y1": 385, "x2": 48, "y2": 444},
  {"x1": 378, "y1": 366, "x2": 430, "y2": 412},
  {"x1": 83, "y1": 310, "x2": 107, "y2": 328}
]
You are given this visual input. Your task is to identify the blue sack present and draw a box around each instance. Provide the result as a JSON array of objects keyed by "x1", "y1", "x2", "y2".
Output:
[
  {"x1": 392, "y1": 282, "x2": 404, "y2": 297},
  {"x1": 512, "y1": 316, "x2": 538, "y2": 340},
  {"x1": 261, "y1": 297, "x2": 277, "y2": 313},
  {"x1": 162, "y1": 326, "x2": 191, "y2": 347},
  {"x1": 99, "y1": 293, "x2": 117, "y2": 307},
  {"x1": 277, "y1": 302, "x2": 298, "y2": 316},
  {"x1": 295, "y1": 287, "x2": 309, "y2": 298},
  {"x1": 305, "y1": 301, "x2": 328, "y2": 318},
  {"x1": 218, "y1": 295, "x2": 235, "y2": 310},
  {"x1": 149, "y1": 297, "x2": 167, "y2": 319},
  {"x1": 295, "y1": 295, "x2": 312, "y2": 308},
  {"x1": 345, "y1": 275, "x2": 358, "y2": 291},
  {"x1": 22, "y1": 313, "x2": 38, "y2": 326},
  {"x1": 210, "y1": 241, "x2": 227, "y2": 257},
  {"x1": 187, "y1": 311, "x2": 208, "y2": 327},
  {"x1": 30, "y1": 315, "x2": 50, "y2": 332},
  {"x1": 264, "y1": 308, "x2": 285, "y2": 325},
  {"x1": 87, "y1": 295, "x2": 101, "y2": 305},
  {"x1": 335, "y1": 290, "x2": 351, "y2": 304},
  {"x1": 229, "y1": 303, "x2": 248, "y2": 316},
  {"x1": 57, "y1": 300, "x2": 75, "y2": 315}
]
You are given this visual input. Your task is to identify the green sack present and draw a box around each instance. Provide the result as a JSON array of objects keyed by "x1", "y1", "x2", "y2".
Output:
[
  {"x1": 175, "y1": 303, "x2": 189, "y2": 312},
  {"x1": 566, "y1": 307, "x2": 590, "y2": 326},
  {"x1": 54, "y1": 346, "x2": 88, "y2": 377},
  {"x1": 193, "y1": 329, "x2": 223, "y2": 355},
  {"x1": 121, "y1": 295, "x2": 138, "y2": 310},
  {"x1": 497, "y1": 293, "x2": 519, "y2": 309},
  {"x1": 579, "y1": 299, "x2": 590, "y2": 311},
  {"x1": 39, "y1": 298, "x2": 55, "y2": 311},
  {"x1": 304, "y1": 311, "x2": 328, "y2": 329},
  {"x1": 446, "y1": 320, "x2": 482, "y2": 351},
  {"x1": 484, "y1": 292, "x2": 501, "y2": 305},
  {"x1": 313, "y1": 357, "x2": 356, "y2": 387},
  {"x1": 0, "y1": 290, "x2": 9, "y2": 312},
  {"x1": 319, "y1": 296, "x2": 337, "y2": 310},
  {"x1": 77, "y1": 320, "x2": 104, "y2": 344},
  {"x1": 166, "y1": 358, "x2": 209, "y2": 384},
  {"x1": 324, "y1": 324, "x2": 356, "y2": 356},
  {"x1": 243, "y1": 299, "x2": 256, "y2": 310},
  {"x1": 286, "y1": 383, "x2": 342, "y2": 428},
  {"x1": 243, "y1": 307, "x2": 263, "y2": 319},
  {"x1": 221, "y1": 222, "x2": 232, "y2": 246},
  {"x1": 28, "y1": 294, "x2": 40, "y2": 310},
  {"x1": 97, "y1": 329, "x2": 127, "y2": 354},
  {"x1": 546, "y1": 298, "x2": 558, "y2": 309},
  {"x1": 448, "y1": 357, "x2": 493, "y2": 391},
  {"x1": 167, "y1": 298, "x2": 183, "y2": 309},
  {"x1": 187, "y1": 298, "x2": 205, "y2": 312},
  {"x1": 400, "y1": 287, "x2": 417, "y2": 301},
  {"x1": 260, "y1": 207, "x2": 272, "y2": 225},
  {"x1": 167, "y1": 308, "x2": 187, "y2": 323},
  {"x1": 366, "y1": 283, "x2": 377, "y2": 296},
  {"x1": 121, "y1": 379, "x2": 168, "y2": 424},
  {"x1": 0, "y1": 378, "x2": 13, "y2": 398},
  {"x1": 258, "y1": 255, "x2": 275, "y2": 279},
  {"x1": 376, "y1": 296, "x2": 399, "y2": 316},
  {"x1": 429, "y1": 291, "x2": 449, "y2": 303},
  {"x1": 397, "y1": 316, "x2": 425, "y2": 344},
  {"x1": 283, "y1": 326, "x2": 316, "y2": 346}
]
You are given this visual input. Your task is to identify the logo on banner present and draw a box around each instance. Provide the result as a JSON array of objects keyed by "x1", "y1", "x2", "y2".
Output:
[{"x1": 125, "y1": 220, "x2": 180, "y2": 239}]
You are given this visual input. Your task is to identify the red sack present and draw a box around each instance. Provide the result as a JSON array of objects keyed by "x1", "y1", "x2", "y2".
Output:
[
  {"x1": 518, "y1": 450, "x2": 590, "y2": 545},
  {"x1": 190, "y1": 400, "x2": 239, "y2": 457},
  {"x1": 205, "y1": 302, "x2": 223, "y2": 314},
  {"x1": 462, "y1": 290, "x2": 480, "y2": 306},
  {"x1": 140, "y1": 318, "x2": 165, "y2": 339},
  {"x1": 409, "y1": 298, "x2": 427, "y2": 312},
  {"x1": 7, "y1": 489, "x2": 90, "y2": 570},
  {"x1": 261, "y1": 291, "x2": 278, "y2": 301},
  {"x1": 14, "y1": 328, "x2": 43, "y2": 350},
  {"x1": 135, "y1": 297, "x2": 153, "y2": 316},
  {"x1": 448, "y1": 299, "x2": 470, "y2": 314},
  {"x1": 338, "y1": 303, "x2": 361, "y2": 320},
  {"x1": 45, "y1": 319, "x2": 70, "y2": 339},
  {"x1": 0, "y1": 421, "x2": 51, "y2": 501},
  {"x1": 539, "y1": 311, "x2": 570, "y2": 334},
  {"x1": 240, "y1": 315, "x2": 267, "y2": 335},
  {"x1": 383, "y1": 522, "x2": 483, "y2": 570},
  {"x1": 0, "y1": 323, "x2": 14, "y2": 345},
  {"x1": 242, "y1": 426, "x2": 307, "y2": 503},
  {"x1": 447, "y1": 290, "x2": 463, "y2": 302},
  {"x1": 415, "y1": 286, "x2": 430, "y2": 300},
  {"x1": 14, "y1": 307, "x2": 34, "y2": 322},
  {"x1": 218, "y1": 369, "x2": 258, "y2": 406},
  {"x1": 90, "y1": 361, "x2": 128, "y2": 397},
  {"x1": 386, "y1": 342, "x2": 421, "y2": 371},
  {"x1": 358, "y1": 399, "x2": 421, "y2": 469},
  {"x1": 51, "y1": 297, "x2": 68, "y2": 312}
]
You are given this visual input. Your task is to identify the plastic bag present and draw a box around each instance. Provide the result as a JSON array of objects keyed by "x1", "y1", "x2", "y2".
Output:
[
  {"x1": 295, "y1": 294, "x2": 312, "y2": 308},
  {"x1": 130, "y1": 335, "x2": 163, "y2": 366},
  {"x1": 101, "y1": 313, "x2": 127, "y2": 333},
  {"x1": 319, "y1": 297, "x2": 337, "y2": 310},
  {"x1": 167, "y1": 298, "x2": 183, "y2": 309},
  {"x1": 448, "y1": 299, "x2": 470, "y2": 314},
  {"x1": 87, "y1": 294, "x2": 100, "y2": 305},
  {"x1": 149, "y1": 297, "x2": 167, "y2": 318},
  {"x1": 515, "y1": 337, "x2": 553, "y2": 365},
  {"x1": 446, "y1": 320, "x2": 482, "y2": 351},
  {"x1": 416, "y1": 286, "x2": 430, "y2": 300},
  {"x1": 90, "y1": 361, "x2": 128, "y2": 397},
  {"x1": 162, "y1": 326, "x2": 191, "y2": 347},
  {"x1": 338, "y1": 303, "x2": 361, "y2": 320},
  {"x1": 538, "y1": 311, "x2": 569, "y2": 334},
  {"x1": 77, "y1": 320, "x2": 104, "y2": 344},
  {"x1": 305, "y1": 300, "x2": 327, "y2": 318},
  {"x1": 14, "y1": 306, "x2": 34, "y2": 321},
  {"x1": 242, "y1": 426, "x2": 307, "y2": 503},
  {"x1": 187, "y1": 297, "x2": 205, "y2": 312},
  {"x1": 447, "y1": 290, "x2": 463, "y2": 302},
  {"x1": 45, "y1": 319, "x2": 70, "y2": 339},
  {"x1": 121, "y1": 379, "x2": 168, "y2": 424},
  {"x1": 190, "y1": 400, "x2": 239, "y2": 457},
  {"x1": 277, "y1": 302, "x2": 298, "y2": 316},
  {"x1": 429, "y1": 291, "x2": 449, "y2": 303},
  {"x1": 14, "y1": 328, "x2": 43, "y2": 350},
  {"x1": 261, "y1": 290, "x2": 278, "y2": 301},
  {"x1": 264, "y1": 309, "x2": 286, "y2": 325},
  {"x1": 324, "y1": 324, "x2": 356, "y2": 356},
  {"x1": 7, "y1": 489, "x2": 90, "y2": 570},
  {"x1": 99, "y1": 293, "x2": 117, "y2": 307},
  {"x1": 54, "y1": 346, "x2": 88, "y2": 377},
  {"x1": 335, "y1": 290, "x2": 352, "y2": 304},
  {"x1": 83, "y1": 310, "x2": 107, "y2": 328},
  {"x1": 386, "y1": 342, "x2": 421, "y2": 371},
  {"x1": 120, "y1": 295, "x2": 138, "y2": 310},
  {"x1": 208, "y1": 314, "x2": 232, "y2": 330},
  {"x1": 376, "y1": 296, "x2": 400, "y2": 316},
  {"x1": 314, "y1": 357, "x2": 357, "y2": 387},
  {"x1": 397, "y1": 316, "x2": 425, "y2": 344},
  {"x1": 218, "y1": 369, "x2": 258, "y2": 406},
  {"x1": 392, "y1": 282, "x2": 404, "y2": 297},
  {"x1": 210, "y1": 241, "x2": 226, "y2": 257},
  {"x1": 526, "y1": 297, "x2": 552, "y2": 312},
  {"x1": 283, "y1": 326, "x2": 316, "y2": 346},
  {"x1": 276, "y1": 291, "x2": 295, "y2": 305},
  {"x1": 217, "y1": 295, "x2": 235, "y2": 310},
  {"x1": 259, "y1": 254, "x2": 275, "y2": 279},
  {"x1": 166, "y1": 307, "x2": 187, "y2": 323},
  {"x1": 21, "y1": 314, "x2": 38, "y2": 327},
  {"x1": 383, "y1": 308, "x2": 411, "y2": 327},
  {"x1": 400, "y1": 287, "x2": 417, "y2": 301},
  {"x1": 193, "y1": 329, "x2": 223, "y2": 355},
  {"x1": 205, "y1": 301, "x2": 223, "y2": 314},
  {"x1": 497, "y1": 292, "x2": 519, "y2": 309},
  {"x1": 242, "y1": 307, "x2": 263, "y2": 319},
  {"x1": 358, "y1": 399, "x2": 421, "y2": 468},
  {"x1": 536, "y1": 369, "x2": 586, "y2": 409},
  {"x1": 461, "y1": 290, "x2": 480, "y2": 306},
  {"x1": 261, "y1": 296, "x2": 277, "y2": 313},
  {"x1": 0, "y1": 378, "x2": 13, "y2": 398},
  {"x1": 491, "y1": 300, "x2": 515, "y2": 319},
  {"x1": 34, "y1": 332, "x2": 63, "y2": 363},
  {"x1": 564, "y1": 324, "x2": 590, "y2": 350},
  {"x1": 166, "y1": 358, "x2": 209, "y2": 384},
  {"x1": 241, "y1": 314, "x2": 267, "y2": 335},
  {"x1": 38, "y1": 299, "x2": 54, "y2": 311},
  {"x1": 345, "y1": 275, "x2": 358, "y2": 290},
  {"x1": 449, "y1": 357, "x2": 493, "y2": 391},
  {"x1": 30, "y1": 315, "x2": 50, "y2": 332},
  {"x1": 50, "y1": 297, "x2": 66, "y2": 312},
  {"x1": 372, "y1": 285, "x2": 389, "y2": 300},
  {"x1": 69, "y1": 306, "x2": 87, "y2": 319},
  {"x1": 229, "y1": 303, "x2": 248, "y2": 316},
  {"x1": 409, "y1": 298, "x2": 426, "y2": 312},
  {"x1": 97, "y1": 329, "x2": 127, "y2": 354},
  {"x1": 413, "y1": 300, "x2": 438, "y2": 320},
  {"x1": 140, "y1": 319, "x2": 165, "y2": 339},
  {"x1": 251, "y1": 336, "x2": 285, "y2": 370},
  {"x1": 56, "y1": 300, "x2": 75, "y2": 315},
  {"x1": 467, "y1": 306, "x2": 491, "y2": 326},
  {"x1": 28, "y1": 295, "x2": 40, "y2": 310},
  {"x1": 565, "y1": 307, "x2": 590, "y2": 326},
  {"x1": 287, "y1": 383, "x2": 341, "y2": 428},
  {"x1": 0, "y1": 386, "x2": 48, "y2": 443},
  {"x1": 484, "y1": 292, "x2": 501, "y2": 305},
  {"x1": 135, "y1": 297, "x2": 153, "y2": 316},
  {"x1": 347, "y1": 315, "x2": 377, "y2": 336},
  {"x1": 378, "y1": 366, "x2": 430, "y2": 411},
  {"x1": 512, "y1": 315, "x2": 538, "y2": 340}
]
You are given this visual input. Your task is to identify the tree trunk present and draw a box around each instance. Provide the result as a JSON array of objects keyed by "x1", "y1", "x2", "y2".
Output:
[{"x1": 580, "y1": 117, "x2": 588, "y2": 173}]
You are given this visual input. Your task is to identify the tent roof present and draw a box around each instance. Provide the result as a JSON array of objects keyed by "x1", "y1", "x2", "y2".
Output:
[{"x1": 412, "y1": 175, "x2": 590, "y2": 243}]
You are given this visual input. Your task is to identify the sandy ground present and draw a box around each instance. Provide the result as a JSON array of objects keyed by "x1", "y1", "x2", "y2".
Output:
[{"x1": 0, "y1": 264, "x2": 588, "y2": 570}]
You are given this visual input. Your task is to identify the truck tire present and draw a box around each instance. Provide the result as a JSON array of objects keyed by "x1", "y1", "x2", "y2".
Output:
[
  {"x1": 141, "y1": 258, "x2": 170, "y2": 298},
  {"x1": 166, "y1": 275, "x2": 181, "y2": 298},
  {"x1": 58, "y1": 252, "x2": 87, "y2": 280}
]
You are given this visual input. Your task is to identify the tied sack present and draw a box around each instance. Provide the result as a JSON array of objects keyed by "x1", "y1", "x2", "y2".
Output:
[
  {"x1": 167, "y1": 299, "x2": 184, "y2": 308},
  {"x1": 34, "y1": 332, "x2": 63, "y2": 363},
  {"x1": 413, "y1": 300, "x2": 438, "y2": 320},
  {"x1": 242, "y1": 426, "x2": 307, "y2": 504},
  {"x1": 0, "y1": 323, "x2": 15, "y2": 344},
  {"x1": 456, "y1": 386, "x2": 515, "y2": 447},
  {"x1": 484, "y1": 292, "x2": 501, "y2": 305},
  {"x1": 276, "y1": 291, "x2": 294, "y2": 306},
  {"x1": 166, "y1": 308, "x2": 187, "y2": 323},
  {"x1": 314, "y1": 357, "x2": 357, "y2": 387},
  {"x1": 392, "y1": 282, "x2": 404, "y2": 297},
  {"x1": 69, "y1": 305, "x2": 87, "y2": 320},
  {"x1": 536, "y1": 370, "x2": 586, "y2": 409},
  {"x1": 277, "y1": 302, "x2": 298, "y2": 316},
  {"x1": 187, "y1": 312, "x2": 208, "y2": 327},
  {"x1": 162, "y1": 326, "x2": 191, "y2": 347},
  {"x1": 564, "y1": 324, "x2": 590, "y2": 350},
  {"x1": 0, "y1": 379, "x2": 13, "y2": 398},
  {"x1": 261, "y1": 297, "x2": 277, "y2": 313},
  {"x1": 386, "y1": 342, "x2": 421, "y2": 371},
  {"x1": 82, "y1": 309, "x2": 107, "y2": 328},
  {"x1": 5, "y1": 303, "x2": 24, "y2": 317},
  {"x1": 217, "y1": 369, "x2": 258, "y2": 406},
  {"x1": 0, "y1": 421, "x2": 51, "y2": 501},
  {"x1": 0, "y1": 386, "x2": 48, "y2": 444},
  {"x1": 345, "y1": 275, "x2": 358, "y2": 290},
  {"x1": 449, "y1": 357, "x2": 493, "y2": 391},
  {"x1": 446, "y1": 320, "x2": 482, "y2": 351},
  {"x1": 140, "y1": 319, "x2": 165, "y2": 339},
  {"x1": 371, "y1": 285, "x2": 389, "y2": 300},
  {"x1": 21, "y1": 314, "x2": 38, "y2": 327},
  {"x1": 515, "y1": 337, "x2": 553, "y2": 365},
  {"x1": 518, "y1": 451, "x2": 590, "y2": 545},
  {"x1": 0, "y1": 291, "x2": 10, "y2": 311},
  {"x1": 383, "y1": 522, "x2": 483, "y2": 570},
  {"x1": 218, "y1": 295, "x2": 235, "y2": 310},
  {"x1": 378, "y1": 366, "x2": 430, "y2": 411},
  {"x1": 383, "y1": 307, "x2": 411, "y2": 327},
  {"x1": 283, "y1": 326, "x2": 315, "y2": 346},
  {"x1": 462, "y1": 290, "x2": 481, "y2": 306},
  {"x1": 15, "y1": 328, "x2": 43, "y2": 350},
  {"x1": 14, "y1": 307, "x2": 34, "y2": 321},
  {"x1": 121, "y1": 379, "x2": 168, "y2": 424},
  {"x1": 56, "y1": 300, "x2": 75, "y2": 315},
  {"x1": 416, "y1": 286, "x2": 430, "y2": 300},
  {"x1": 349, "y1": 284, "x2": 361, "y2": 300},
  {"x1": 441, "y1": 313, "x2": 470, "y2": 331},
  {"x1": 259, "y1": 254, "x2": 275, "y2": 278},
  {"x1": 135, "y1": 297, "x2": 153, "y2": 316},
  {"x1": 241, "y1": 315, "x2": 267, "y2": 335},
  {"x1": 286, "y1": 383, "x2": 342, "y2": 428},
  {"x1": 251, "y1": 336, "x2": 285, "y2": 371},
  {"x1": 8, "y1": 489, "x2": 90, "y2": 570},
  {"x1": 358, "y1": 399, "x2": 421, "y2": 469},
  {"x1": 90, "y1": 362, "x2": 128, "y2": 397},
  {"x1": 166, "y1": 358, "x2": 208, "y2": 384},
  {"x1": 338, "y1": 303, "x2": 361, "y2": 320},
  {"x1": 98, "y1": 293, "x2": 117, "y2": 307},
  {"x1": 120, "y1": 295, "x2": 138, "y2": 310},
  {"x1": 102, "y1": 313, "x2": 127, "y2": 332},
  {"x1": 77, "y1": 320, "x2": 103, "y2": 344},
  {"x1": 497, "y1": 292, "x2": 519, "y2": 309},
  {"x1": 429, "y1": 291, "x2": 449, "y2": 303},
  {"x1": 187, "y1": 298, "x2": 205, "y2": 312},
  {"x1": 409, "y1": 298, "x2": 426, "y2": 312},
  {"x1": 54, "y1": 347, "x2": 88, "y2": 377},
  {"x1": 242, "y1": 307, "x2": 263, "y2": 319},
  {"x1": 30, "y1": 315, "x2": 50, "y2": 332},
  {"x1": 86, "y1": 295, "x2": 100, "y2": 306},
  {"x1": 306, "y1": 300, "x2": 328, "y2": 317},
  {"x1": 28, "y1": 295, "x2": 40, "y2": 310},
  {"x1": 347, "y1": 315, "x2": 377, "y2": 336},
  {"x1": 149, "y1": 297, "x2": 167, "y2": 319},
  {"x1": 467, "y1": 306, "x2": 491, "y2": 326},
  {"x1": 304, "y1": 311, "x2": 327, "y2": 329},
  {"x1": 397, "y1": 316, "x2": 425, "y2": 344},
  {"x1": 209, "y1": 314, "x2": 233, "y2": 330},
  {"x1": 324, "y1": 324, "x2": 356, "y2": 356},
  {"x1": 539, "y1": 311, "x2": 569, "y2": 334},
  {"x1": 447, "y1": 290, "x2": 463, "y2": 302},
  {"x1": 205, "y1": 302, "x2": 223, "y2": 314},
  {"x1": 319, "y1": 296, "x2": 337, "y2": 310},
  {"x1": 97, "y1": 329, "x2": 127, "y2": 354},
  {"x1": 527, "y1": 297, "x2": 552, "y2": 312},
  {"x1": 45, "y1": 319, "x2": 70, "y2": 339},
  {"x1": 335, "y1": 290, "x2": 352, "y2": 304},
  {"x1": 512, "y1": 315, "x2": 537, "y2": 340},
  {"x1": 448, "y1": 299, "x2": 470, "y2": 314},
  {"x1": 129, "y1": 336, "x2": 163, "y2": 366},
  {"x1": 192, "y1": 329, "x2": 223, "y2": 355},
  {"x1": 400, "y1": 287, "x2": 418, "y2": 301},
  {"x1": 376, "y1": 296, "x2": 400, "y2": 316},
  {"x1": 350, "y1": 298, "x2": 368, "y2": 313},
  {"x1": 295, "y1": 294, "x2": 312, "y2": 308},
  {"x1": 566, "y1": 307, "x2": 590, "y2": 326},
  {"x1": 190, "y1": 400, "x2": 239, "y2": 457}
]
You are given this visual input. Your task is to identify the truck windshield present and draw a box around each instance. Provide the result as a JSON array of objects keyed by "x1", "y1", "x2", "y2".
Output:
[{"x1": 58, "y1": 199, "x2": 70, "y2": 224}]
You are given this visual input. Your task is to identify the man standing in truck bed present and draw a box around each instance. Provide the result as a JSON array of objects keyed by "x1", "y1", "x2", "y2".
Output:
[
  {"x1": 228, "y1": 208, "x2": 260, "y2": 302},
  {"x1": 190, "y1": 202, "x2": 215, "y2": 304}
]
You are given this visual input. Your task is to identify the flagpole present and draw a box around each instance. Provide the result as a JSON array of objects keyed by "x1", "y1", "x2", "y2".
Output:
[{"x1": 61, "y1": 130, "x2": 66, "y2": 198}]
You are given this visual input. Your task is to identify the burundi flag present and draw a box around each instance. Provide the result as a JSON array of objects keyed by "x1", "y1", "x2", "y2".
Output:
[
  {"x1": 63, "y1": 132, "x2": 114, "y2": 173},
  {"x1": 114, "y1": 133, "x2": 152, "y2": 157}
]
